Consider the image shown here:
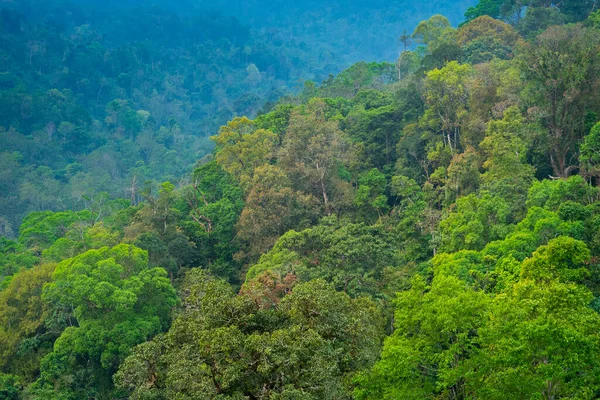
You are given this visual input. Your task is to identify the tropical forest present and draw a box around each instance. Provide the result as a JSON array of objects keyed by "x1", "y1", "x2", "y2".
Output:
[{"x1": 1, "y1": 0, "x2": 600, "y2": 398}]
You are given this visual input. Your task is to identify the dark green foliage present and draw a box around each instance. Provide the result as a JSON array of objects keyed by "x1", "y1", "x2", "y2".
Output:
[
  {"x1": 345, "y1": 92, "x2": 402, "y2": 172},
  {"x1": 0, "y1": 374, "x2": 21, "y2": 400},
  {"x1": 247, "y1": 217, "x2": 401, "y2": 299},
  {"x1": 179, "y1": 161, "x2": 245, "y2": 279},
  {"x1": 464, "y1": 0, "x2": 598, "y2": 25},
  {"x1": 115, "y1": 270, "x2": 385, "y2": 399}
]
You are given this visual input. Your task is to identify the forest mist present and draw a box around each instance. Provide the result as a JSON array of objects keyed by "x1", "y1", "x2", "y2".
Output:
[{"x1": 0, "y1": 0, "x2": 477, "y2": 231}]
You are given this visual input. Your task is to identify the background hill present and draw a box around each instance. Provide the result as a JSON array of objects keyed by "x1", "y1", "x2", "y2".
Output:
[{"x1": 0, "y1": 0, "x2": 476, "y2": 231}]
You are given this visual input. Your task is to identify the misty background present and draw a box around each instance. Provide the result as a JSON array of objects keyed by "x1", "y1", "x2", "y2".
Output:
[{"x1": 0, "y1": 0, "x2": 476, "y2": 234}]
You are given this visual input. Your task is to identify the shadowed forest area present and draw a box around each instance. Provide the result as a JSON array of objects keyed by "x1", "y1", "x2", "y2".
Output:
[{"x1": 0, "y1": 0, "x2": 476, "y2": 231}]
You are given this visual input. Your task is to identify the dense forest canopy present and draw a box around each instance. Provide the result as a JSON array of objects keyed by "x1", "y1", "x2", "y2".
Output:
[
  {"x1": 2, "y1": 0, "x2": 600, "y2": 398},
  {"x1": 0, "y1": 0, "x2": 477, "y2": 232}
]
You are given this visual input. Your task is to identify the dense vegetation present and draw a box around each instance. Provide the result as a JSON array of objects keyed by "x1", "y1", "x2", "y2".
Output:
[
  {"x1": 2, "y1": 0, "x2": 600, "y2": 398},
  {"x1": 0, "y1": 0, "x2": 476, "y2": 233}
]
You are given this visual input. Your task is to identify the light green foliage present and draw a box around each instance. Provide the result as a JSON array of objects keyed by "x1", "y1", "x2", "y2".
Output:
[
  {"x1": 41, "y1": 223, "x2": 121, "y2": 263},
  {"x1": 18, "y1": 210, "x2": 94, "y2": 251},
  {"x1": 0, "y1": 239, "x2": 38, "y2": 284},
  {"x1": 212, "y1": 117, "x2": 278, "y2": 192},
  {"x1": 480, "y1": 107, "x2": 534, "y2": 184},
  {"x1": 254, "y1": 104, "x2": 294, "y2": 135},
  {"x1": 0, "y1": 264, "x2": 55, "y2": 381},
  {"x1": 354, "y1": 274, "x2": 490, "y2": 400},
  {"x1": 357, "y1": 160, "x2": 600, "y2": 398},
  {"x1": 431, "y1": 250, "x2": 485, "y2": 282},
  {"x1": 422, "y1": 61, "x2": 473, "y2": 154},
  {"x1": 466, "y1": 279, "x2": 600, "y2": 399},
  {"x1": 526, "y1": 175, "x2": 599, "y2": 211},
  {"x1": 589, "y1": 10, "x2": 600, "y2": 28},
  {"x1": 33, "y1": 244, "x2": 177, "y2": 398},
  {"x1": 580, "y1": 122, "x2": 600, "y2": 179},
  {"x1": 480, "y1": 231, "x2": 541, "y2": 293},
  {"x1": 480, "y1": 107, "x2": 535, "y2": 215},
  {"x1": 354, "y1": 168, "x2": 390, "y2": 221},
  {"x1": 412, "y1": 15, "x2": 456, "y2": 52},
  {"x1": 439, "y1": 192, "x2": 514, "y2": 252},
  {"x1": 521, "y1": 236, "x2": 591, "y2": 283},
  {"x1": 357, "y1": 242, "x2": 600, "y2": 399},
  {"x1": 512, "y1": 206, "x2": 585, "y2": 246},
  {"x1": 5, "y1": 3, "x2": 600, "y2": 398}
]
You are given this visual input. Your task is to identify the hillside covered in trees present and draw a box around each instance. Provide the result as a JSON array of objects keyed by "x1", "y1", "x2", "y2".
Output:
[
  {"x1": 0, "y1": 0, "x2": 476, "y2": 233},
  {"x1": 2, "y1": 0, "x2": 600, "y2": 398}
]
